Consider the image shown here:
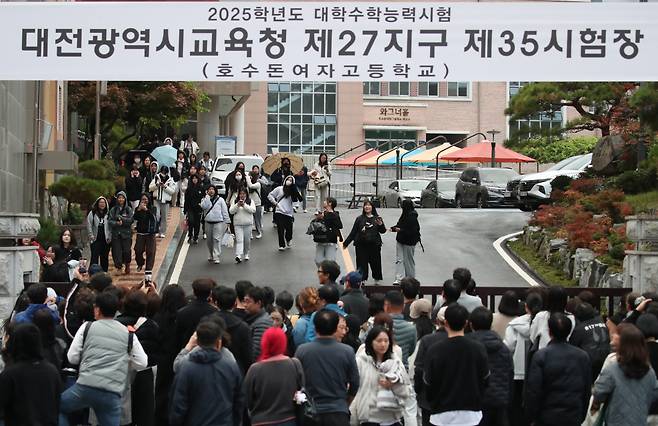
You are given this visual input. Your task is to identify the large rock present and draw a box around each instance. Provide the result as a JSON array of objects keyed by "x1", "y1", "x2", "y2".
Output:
[
  {"x1": 580, "y1": 259, "x2": 608, "y2": 287},
  {"x1": 591, "y1": 135, "x2": 633, "y2": 175},
  {"x1": 573, "y1": 248, "x2": 596, "y2": 280},
  {"x1": 560, "y1": 248, "x2": 574, "y2": 277},
  {"x1": 600, "y1": 270, "x2": 624, "y2": 289},
  {"x1": 624, "y1": 250, "x2": 658, "y2": 294}
]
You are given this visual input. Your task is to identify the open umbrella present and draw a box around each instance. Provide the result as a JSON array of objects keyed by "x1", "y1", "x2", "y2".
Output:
[
  {"x1": 150, "y1": 145, "x2": 178, "y2": 167},
  {"x1": 262, "y1": 153, "x2": 304, "y2": 175}
]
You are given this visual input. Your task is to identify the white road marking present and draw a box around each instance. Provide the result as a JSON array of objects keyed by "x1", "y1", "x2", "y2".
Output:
[
  {"x1": 168, "y1": 239, "x2": 190, "y2": 285},
  {"x1": 493, "y1": 231, "x2": 542, "y2": 287}
]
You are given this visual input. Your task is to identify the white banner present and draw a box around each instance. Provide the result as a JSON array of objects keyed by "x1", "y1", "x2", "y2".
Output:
[{"x1": 0, "y1": 2, "x2": 657, "y2": 81}]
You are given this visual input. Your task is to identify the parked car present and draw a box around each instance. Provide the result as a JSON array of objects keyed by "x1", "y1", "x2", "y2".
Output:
[
  {"x1": 420, "y1": 178, "x2": 459, "y2": 208},
  {"x1": 509, "y1": 153, "x2": 592, "y2": 211},
  {"x1": 210, "y1": 154, "x2": 264, "y2": 196},
  {"x1": 381, "y1": 179, "x2": 430, "y2": 208},
  {"x1": 455, "y1": 167, "x2": 519, "y2": 208}
]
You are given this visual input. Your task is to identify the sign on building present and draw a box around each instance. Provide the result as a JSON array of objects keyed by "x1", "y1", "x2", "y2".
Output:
[{"x1": 215, "y1": 136, "x2": 237, "y2": 156}]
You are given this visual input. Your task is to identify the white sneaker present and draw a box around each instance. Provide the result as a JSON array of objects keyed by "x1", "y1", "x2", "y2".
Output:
[
  {"x1": 303, "y1": 209, "x2": 308, "y2": 213},
  {"x1": 244, "y1": 254, "x2": 250, "y2": 261},
  {"x1": 208, "y1": 257, "x2": 213, "y2": 262},
  {"x1": 250, "y1": 234, "x2": 254, "y2": 240},
  {"x1": 160, "y1": 233, "x2": 166, "y2": 238},
  {"x1": 213, "y1": 259, "x2": 220, "y2": 264},
  {"x1": 374, "y1": 280, "x2": 381, "y2": 285},
  {"x1": 256, "y1": 233, "x2": 262, "y2": 239},
  {"x1": 286, "y1": 241, "x2": 292, "y2": 249},
  {"x1": 203, "y1": 233, "x2": 207, "y2": 240},
  {"x1": 278, "y1": 247, "x2": 285, "y2": 251}
]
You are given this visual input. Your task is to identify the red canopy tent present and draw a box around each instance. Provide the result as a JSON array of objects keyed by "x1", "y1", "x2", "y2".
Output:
[
  {"x1": 441, "y1": 142, "x2": 536, "y2": 163},
  {"x1": 333, "y1": 149, "x2": 381, "y2": 166}
]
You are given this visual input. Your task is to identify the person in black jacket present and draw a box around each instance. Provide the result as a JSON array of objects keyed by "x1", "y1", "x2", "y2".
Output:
[
  {"x1": 153, "y1": 284, "x2": 187, "y2": 426},
  {"x1": 343, "y1": 200, "x2": 386, "y2": 284},
  {"x1": 525, "y1": 312, "x2": 592, "y2": 426},
  {"x1": 339, "y1": 271, "x2": 369, "y2": 326},
  {"x1": 569, "y1": 301, "x2": 611, "y2": 381},
  {"x1": 313, "y1": 196, "x2": 343, "y2": 267},
  {"x1": 125, "y1": 166, "x2": 144, "y2": 210},
  {"x1": 174, "y1": 278, "x2": 218, "y2": 351},
  {"x1": 391, "y1": 199, "x2": 421, "y2": 285},
  {"x1": 184, "y1": 174, "x2": 204, "y2": 244},
  {"x1": 294, "y1": 165, "x2": 309, "y2": 213},
  {"x1": 117, "y1": 289, "x2": 162, "y2": 426},
  {"x1": 209, "y1": 286, "x2": 253, "y2": 374},
  {"x1": 133, "y1": 193, "x2": 158, "y2": 279},
  {"x1": 467, "y1": 307, "x2": 514, "y2": 426}
]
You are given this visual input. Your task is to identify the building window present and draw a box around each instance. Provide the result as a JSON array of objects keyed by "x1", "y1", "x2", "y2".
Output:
[
  {"x1": 447, "y1": 82, "x2": 470, "y2": 98},
  {"x1": 365, "y1": 130, "x2": 417, "y2": 151},
  {"x1": 389, "y1": 82, "x2": 410, "y2": 96},
  {"x1": 267, "y1": 82, "x2": 337, "y2": 154},
  {"x1": 363, "y1": 82, "x2": 380, "y2": 96},
  {"x1": 418, "y1": 82, "x2": 439, "y2": 97},
  {"x1": 508, "y1": 81, "x2": 563, "y2": 142}
]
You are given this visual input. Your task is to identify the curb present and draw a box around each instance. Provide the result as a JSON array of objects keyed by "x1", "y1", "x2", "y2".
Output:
[
  {"x1": 499, "y1": 233, "x2": 549, "y2": 287},
  {"x1": 156, "y1": 218, "x2": 186, "y2": 291}
]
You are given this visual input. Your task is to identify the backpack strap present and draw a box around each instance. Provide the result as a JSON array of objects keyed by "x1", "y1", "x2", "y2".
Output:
[
  {"x1": 127, "y1": 331, "x2": 134, "y2": 354},
  {"x1": 81, "y1": 321, "x2": 93, "y2": 353}
]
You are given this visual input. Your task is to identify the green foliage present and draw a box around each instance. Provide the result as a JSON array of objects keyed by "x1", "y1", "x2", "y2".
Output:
[
  {"x1": 625, "y1": 190, "x2": 658, "y2": 214},
  {"x1": 78, "y1": 159, "x2": 116, "y2": 180},
  {"x1": 49, "y1": 176, "x2": 115, "y2": 210},
  {"x1": 630, "y1": 82, "x2": 658, "y2": 133},
  {"x1": 611, "y1": 164, "x2": 657, "y2": 195},
  {"x1": 36, "y1": 218, "x2": 60, "y2": 248},
  {"x1": 513, "y1": 136, "x2": 597, "y2": 164},
  {"x1": 508, "y1": 239, "x2": 577, "y2": 287},
  {"x1": 63, "y1": 204, "x2": 85, "y2": 225}
]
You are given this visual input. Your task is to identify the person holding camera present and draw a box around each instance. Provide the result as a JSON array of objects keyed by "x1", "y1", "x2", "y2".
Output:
[
  {"x1": 201, "y1": 185, "x2": 230, "y2": 264},
  {"x1": 311, "y1": 152, "x2": 332, "y2": 213},
  {"x1": 133, "y1": 193, "x2": 158, "y2": 279},
  {"x1": 229, "y1": 188, "x2": 256, "y2": 264},
  {"x1": 148, "y1": 164, "x2": 177, "y2": 238},
  {"x1": 108, "y1": 191, "x2": 134, "y2": 275},
  {"x1": 312, "y1": 196, "x2": 343, "y2": 267},
  {"x1": 390, "y1": 199, "x2": 421, "y2": 284},
  {"x1": 343, "y1": 200, "x2": 387, "y2": 284}
]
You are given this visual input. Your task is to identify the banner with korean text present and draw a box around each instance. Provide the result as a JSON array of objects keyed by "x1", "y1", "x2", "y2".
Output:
[{"x1": 1, "y1": 2, "x2": 657, "y2": 81}]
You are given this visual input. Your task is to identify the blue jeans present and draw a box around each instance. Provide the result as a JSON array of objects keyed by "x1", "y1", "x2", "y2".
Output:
[{"x1": 59, "y1": 383, "x2": 121, "y2": 426}]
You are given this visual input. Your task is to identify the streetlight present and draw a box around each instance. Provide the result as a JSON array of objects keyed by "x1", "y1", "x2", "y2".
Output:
[{"x1": 487, "y1": 129, "x2": 501, "y2": 167}]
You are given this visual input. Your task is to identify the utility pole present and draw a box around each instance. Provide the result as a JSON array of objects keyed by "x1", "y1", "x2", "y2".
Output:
[{"x1": 94, "y1": 81, "x2": 101, "y2": 160}]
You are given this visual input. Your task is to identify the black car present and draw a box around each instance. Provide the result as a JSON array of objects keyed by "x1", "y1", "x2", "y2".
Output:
[
  {"x1": 420, "y1": 178, "x2": 458, "y2": 208},
  {"x1": 455, "y1": 167, "x2": 519, "y2": 208}
]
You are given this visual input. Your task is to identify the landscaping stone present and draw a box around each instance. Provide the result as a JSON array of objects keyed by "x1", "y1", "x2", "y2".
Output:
[
  {"x1": 600, "y1": 270, "x2": 623, "y2": 289},
  {"x1": 560, "y1": 248, "x2": 574, "y2": 277},
  {"x1": 624, "y1": 250, "x2": 658, "y2": 294},
  {"x1": 573, "y1": 248, "x2": 595, "y2": 280},
  {"x1": 580, "y1": 259, "x2": 608, "y2": 287}
]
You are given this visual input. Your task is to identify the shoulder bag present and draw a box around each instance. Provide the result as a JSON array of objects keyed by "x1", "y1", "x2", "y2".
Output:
[{"x1": 290, "y1": 358, "x2": 318, "y2": 426}]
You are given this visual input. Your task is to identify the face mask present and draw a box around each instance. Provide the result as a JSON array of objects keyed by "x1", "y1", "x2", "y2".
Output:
[
  {"x1": 285, "y1": 181, "x2": 293, "y2": 187},
  {"x1": 236, "y1": 175, "x2": 242, "y2": 181}
]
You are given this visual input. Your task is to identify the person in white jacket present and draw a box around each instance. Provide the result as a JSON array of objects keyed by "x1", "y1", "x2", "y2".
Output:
[
  {"x1": 200, "y1": 185, "x2": 230, "y2": 264},
  {"x1": 229, "y1": 188, "x2": 256, "y2": 263},
  {"x1": 311, "y1": 152, "x2": 332, "y2": 213},
  {"x1": 267, "y1": 175, "x2": 302, "y2": 251},
  {"x1": 247, "y1": 165, "x2": 268, "y2": 239},
  {"x1": 148, "y1": 164, "x2": 176, "y2": 238}
]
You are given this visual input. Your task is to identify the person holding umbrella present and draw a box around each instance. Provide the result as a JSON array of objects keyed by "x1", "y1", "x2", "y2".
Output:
[{"x1": 148, "y1": 164, "x2": 176, "y2": 238}]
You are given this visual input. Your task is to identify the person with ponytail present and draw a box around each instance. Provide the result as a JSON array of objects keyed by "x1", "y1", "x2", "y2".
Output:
[{"x1": 267, "y1": 175, "x2": 302, "y2": 251}]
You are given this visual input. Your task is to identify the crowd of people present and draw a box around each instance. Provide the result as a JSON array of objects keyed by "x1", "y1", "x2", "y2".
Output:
[{"x1": 4, "y1": 260, "x2": 658, "y2": 426}]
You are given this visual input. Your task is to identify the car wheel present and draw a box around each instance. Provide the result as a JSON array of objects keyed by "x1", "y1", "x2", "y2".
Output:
[
  {"x1": 476, "y1": 195, "x2": 484, "y2": 209},
  {"x1": 455, "y1": 195, "x2": 463, "y2": 208},
  {"x1": 519, "y1": 204, "x2": 533, "y2": 212}
]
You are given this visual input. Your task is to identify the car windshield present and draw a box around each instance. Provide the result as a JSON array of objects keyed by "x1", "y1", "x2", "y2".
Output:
[
  {"x1": 214, "y1": 157, "x2": 262, "y2": 172},
  {"x1": 479, "y1": 169, "x2": 518, "y2": 184},
  {"x1": 548, "y1": 155, "x2": 583, "y2": 171},
  {"x1": 399, "y1": 180, "x2": 429, "y2": 191},
  {"x1": 562, "y1": 153, "x2": 592, "y2": 171},
  {"x1": 436, "y1": 179, "x2": 457, "y2": 191}
]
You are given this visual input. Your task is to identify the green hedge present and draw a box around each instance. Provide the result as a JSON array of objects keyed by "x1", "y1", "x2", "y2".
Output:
[{"x1": 514, "y1": 136, "x2": 598, "y2": 164}]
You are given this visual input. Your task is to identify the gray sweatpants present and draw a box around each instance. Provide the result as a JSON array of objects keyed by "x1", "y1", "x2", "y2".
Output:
[
  {"x1": 206, "y1": 222, "x2": 227, "y2": 261},
  {"x1": 315, "y1": 243, "x2": 338, "y2": 267},
  {"x1": 253, "y1": 206, "x2": 263, "y2": 234},
  {"x1": 395, "y1": 242, "x2": 416, "y2": 281},
  {"x1": 234, "y1": 224, "x2": 251, "y2": 257},
  {"x1": 315, "y1": 185, "x2": 330, "y2": 212},
  {"x1": 156, "y1": 201, "x2": 169, "y2": 234}
]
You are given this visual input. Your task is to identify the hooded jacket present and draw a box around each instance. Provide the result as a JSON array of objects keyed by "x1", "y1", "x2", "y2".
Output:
[
  {"x1": 569, "y1": 304, "x2": 611, "y2": 381},
  {"x1": 108, "y1": 191, "x2": 134, "y2": 239},
  {"x1": 467, "y1": 329, "x2": 514, "y2": 407},
  {"x1": 394, "y1": 209, "x2": 421, "y2": 246},
  {"x1": 267, "y1": 176, "x2": 301, "y2": 217},
  {"x1": 125, "y1": 173, "x2": 144, "y2": 202},
  {"x1": 170, "y1": 347, "x2": 244, "y2": 426},
  {"x1": 86, "y1": 196, "x2": 111, "y2": 244},
  {"x1": 504, "y1": 313, "x2": 531, "y2": 380},
  {"x1": 148, "y1": 164, "x2": 177, "y2": 203},
  {"x1": 201, "y1": 194, "x2": 230, "y2": 224}
]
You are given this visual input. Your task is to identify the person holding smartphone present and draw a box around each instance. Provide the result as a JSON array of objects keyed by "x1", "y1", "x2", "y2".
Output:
[
  {"x1": 108, "y1": 191, "x2": 134, "y2": 275},
  {"x1": 201, "y1": 185, "x2": 230, "y2": 264},
  {"x1": 229, "y1": 188, "x2": 256, "y2": 263},
  {"x1": 133, "y1": 193, "x2": 158, "y2": 279},
  {"x1": 390, "y1": 199, "x2": 421, "y2": 284},
  {"x1": 343, "y1": 200, "x2": 387, "y2": 285}
]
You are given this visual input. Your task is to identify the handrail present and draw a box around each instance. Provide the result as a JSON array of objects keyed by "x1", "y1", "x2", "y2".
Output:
[
  {"x1": 399, "y1": 135, "x2": 448, "y2": 179},
  {"x1": 435, "y1": 132, "x2": 487, "y2": 180},
  {"x1": 373, "y1": 142, "x2": 409, "y2": 199},
  {"x1": 351, "y1": 141, "x2": 390, "y2": 203},
  {"x1": 330, "y1": 142, "x2": 368, "y2": 163}
]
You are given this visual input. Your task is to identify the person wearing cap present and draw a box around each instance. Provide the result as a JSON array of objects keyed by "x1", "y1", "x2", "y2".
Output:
[
  {"x1": 410, "y1": 299, "x2": 434, "y2": 341},
  {"x1": 108, "y1": 191, "x2": 134, "y2": 275},
  {"x1": 339, "y1": 271, "x2": 369, "y2": 326}
]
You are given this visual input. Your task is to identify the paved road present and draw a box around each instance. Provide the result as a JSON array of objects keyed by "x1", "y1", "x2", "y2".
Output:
[{"x1": 174, "y1": 207, "x2": 531, "y2": 296}]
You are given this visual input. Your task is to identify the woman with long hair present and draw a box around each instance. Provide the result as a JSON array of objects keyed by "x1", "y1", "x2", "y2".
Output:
[
  {"x1": 391, "y1": 199, "x2": 421, "y2": 284},
  {"x1": 247, "y1": 165, "x2": 266, "y2": 239},
  {"x1": 591, "y1": 323, "x2": 658, "y2": 426},
  {"x1": 267, "y1": 175, "x2": 302, "y2": 251},
  {"x1": 343, "y1": 200, "x2": 387, "y2": 284},
  {"x1": 243, "y1": 327, "x2": 304, "y2": 426},
  {"x1": 0, "y1": 323, "x2": 62, "y2": 425},
  {"x1": 351, "y1": 326, "x2": 410, "y2": 426},
  {"x1": 311, "y1": 152, "x2": 332, "y2": 212},
  {"x1": 292, "y1": 287, "x2": 320, "y2": 349},
  {"x1": 313, "y1": 196, "x2": 343, "y2": 267},
  {"x1": 55, "y1": 227, "x2": 82, "y2": 263},
  {"x1": 229, "y1": 187, "x2": 256, "y2": 263},
  {"x1": 225, "y1": 162, "x2": 247, "y2": 202},
  {"x1": 86, "y1": 196, "x2": 111, "y2": 271},
  {"x1": 148, "y1": 164, "x2": 177, "y2": 238},
  {"x1": 201, "y1": 184, "x2": 230, "y2": 264},
  {"x1": 173, "y1": 150, "x2": 189, "y2": 208},
  {"x1": 108, "y1": 191, "x2": 134, "y2": 274},
  {"x1": 530, "y1": 285, "x2": 575, "y2": 350},
  {"x1": 184, "y1": 174, "x2": 205, "y2": 245},
  {"x1": 133, "y1": 193, "x2": 158, "y2": 278},
  {"x1": 153, "y1": 284, "x2": 187, "y2": 425}
]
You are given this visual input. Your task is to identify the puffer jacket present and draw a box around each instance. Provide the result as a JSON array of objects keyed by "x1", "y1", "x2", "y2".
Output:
[
  {"x1": 228, "y1": 198, "x2": 256, "y2": 226},
  {"x1": 350, "y1": 350, "x2": 410, "y2": 426},
  {"x1": 108, "y1": 192, "x2": 134, "y2": 239},
  {"x1": 467, "y1": 329, "x2": 513, "y2": 407},
  {"x1": 244, "y1": 309, "x2": 274, "y2": 360},
  {"x1": 504, "y1": 314, "x2": 531, "y2": 380}
]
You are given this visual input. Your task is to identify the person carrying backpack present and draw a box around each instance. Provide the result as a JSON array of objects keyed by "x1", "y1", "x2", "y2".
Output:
[{"x1": 309, "y1": 196, "x2": 343, "y2": 267}]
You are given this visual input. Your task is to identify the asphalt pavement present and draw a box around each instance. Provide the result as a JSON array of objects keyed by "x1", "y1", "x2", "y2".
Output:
[{"x1": 174, "y1": 207, "x2": 531, "y2": 296}]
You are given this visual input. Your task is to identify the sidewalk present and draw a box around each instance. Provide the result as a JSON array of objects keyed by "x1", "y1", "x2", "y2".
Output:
[{"x1": 109, "y1": 206, "x2": 181, "y2": 288}]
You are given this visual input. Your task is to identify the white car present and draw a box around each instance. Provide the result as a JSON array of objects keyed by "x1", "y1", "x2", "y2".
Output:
[
  {"x1": 381, "y1": 179, "x2": 431, "y2": 208},
  {"x1": 210, "y1": 154, "x2": 264, "y2": 195},
  {"x1": 510, "y1": 153, "x2": 592, "y2": 210}
]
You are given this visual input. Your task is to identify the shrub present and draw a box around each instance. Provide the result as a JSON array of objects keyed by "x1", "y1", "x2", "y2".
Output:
[
  {"x1": 78, "y1": 159, "x2": 116, "y2": 181},
  {"x1": 551, "y1": 175, "x2": 573, "y2": 193},
  {"x1": 36, "y1": 218, "x2": 60, "y2": 248},
  {"x1": 569, "y1": 178, "x2": 604, "y2": 195},
  {"x1": 63, "y1": 204, "x2": 85, "y2": 225},
  {"x1": 612, "y1": 166, "x2": 657, "y2": 195},
  {"x1": 49, "y1": 176, "x2": 115, "y2": 211},
  {"x1": 515, "y1": 136, "x2": 598, "y2": 164}
]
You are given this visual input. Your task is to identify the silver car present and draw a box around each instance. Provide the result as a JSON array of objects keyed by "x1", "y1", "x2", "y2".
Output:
[{"x1": 381, "y1": 179, "x2": 430, "y2": 208}]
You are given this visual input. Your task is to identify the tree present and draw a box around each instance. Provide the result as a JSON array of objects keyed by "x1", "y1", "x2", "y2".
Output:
[
  {"x1": 69, "y1": 82, "x2": 209, "y2": 158},
  {"x1": 631, "y1": 82, "x2": 658, "y2": 132},
  {"x1": 506, "y1": 82, "x2": 639, "y2": 137}
]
